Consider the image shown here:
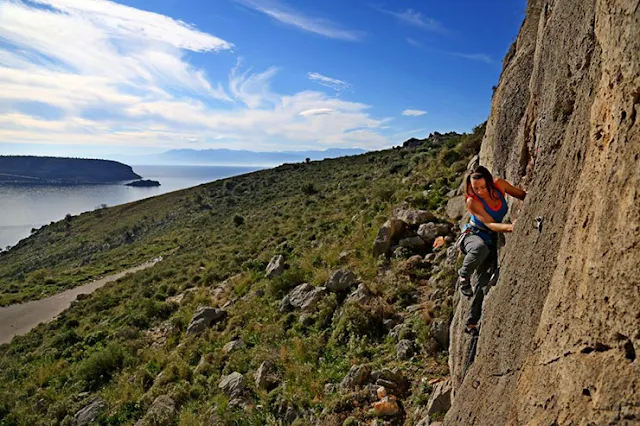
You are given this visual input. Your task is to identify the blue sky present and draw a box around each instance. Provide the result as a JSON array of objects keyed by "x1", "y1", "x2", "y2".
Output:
[{"x1": 0, "y1": 0, "x2": 526, "y2": 157}]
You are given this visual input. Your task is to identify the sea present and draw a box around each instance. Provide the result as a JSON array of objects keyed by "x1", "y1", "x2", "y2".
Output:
[{"x1": 0, "y1": 165, "x2": 264, "y2": 249}]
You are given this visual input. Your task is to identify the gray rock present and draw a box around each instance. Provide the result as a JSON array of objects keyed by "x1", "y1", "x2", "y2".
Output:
[
  {"x1": 287, "y1": 283, "x2": 326, "y2": 312},
  {"x1": 372, "y1": 219, "x2": 406, "y2": 257},
  {"x1": 340, "y1": 364, "x2": 370, "y2": 390},
  {"x1": 279, "y1": 294, "x2": 293, "y2": 313},
  {"x1": 467, "y1": 155, "x2": 479, "y2": 172},
  {"x1": 135, "y1": 395, "x2": 175, "y2": 426},
  {"x1": 431, "y1": 319, "x2": 450, "y2": 350},
  {"x1": 371, "y1": 368, "x2": 409, "y2": 393},
  {"x1": 435, "y1": 223, "x2": 451, "y2": 236},
  {"x1": 325, "y1": 269, "x2": 357, "y2": 292},
  {"x1": 393, "y1": 208, "x2": 436, "y2": 226},
  {"x1": 73, "y1": 398, "x2": 106, "y2": 426},
  {"x1": 186, "y1": 307, "x2": 226, "y2": 335},
  {"x1": 393, "y1": 246, "x2": 412, "y2": 259},
  {"x1": 265, "y1": 255, "x2": 286, "y2": 278},
  {"x1": 222, "y1": 339, "x2": 245, "y2": 354},
  {"x1": 446, "y1": 188, "x2": 457, "y2": 198},
  {"x1": 399, "y1": 236, "x2": 426, "y2": 250},
  {"x1": 426, "y1": 379, "x2": 451, "y2": 415},
  {"x1": 219, "y1": 372, "x2": 247, "y2": 397},
  {"x1": 446, "y1": 246, "x2": 458, "y2": 266},
  {"x1": 418, "y1": 222, "x2": 438, "y2": 242},
  {"x1": 255, "y1": 360, "x2": 279, "y2": 391},
  {"x1": 346, "y1": 283, "x2": 374, "y2": 305},
  {"x1": 446, "y1": 196, "x2": 466, "y2": 220},
  {"x1": 396, "y1": 339, "x2": 415, "y2": 360}
]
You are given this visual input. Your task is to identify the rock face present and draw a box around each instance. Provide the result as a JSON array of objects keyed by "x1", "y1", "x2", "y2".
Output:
[
  {"x1": 285, "y1": 283, "x2": 326, "y2": 312},
  {"x1": 373, "y1": 219, "x2": 406, "y2": 257},
  {"x1": 325, "y1": 269, "x2": 357, "y2": 292},
  {"x1": 255, "y1": 360, "x2": 279, "y2": 391},
  {"x1": 447, "y1": 1, "x2": 640, "y2": 425},
  {"x1": 186, "y1": 307, "x2": 226, "y2": 335},
  {"x1": 135, "y1": 395, "x2": 175, "y2": 426},
  {"x1": 427, "y1": 380, "x2": 451, "y2": 416},
  {"x1": 265, "y1": 255, "x2": 286, "y2": 278},
  {"x1": 219, "y1": 372, "x2": 247, "y2": 397},
  {"x1": 73, "y1": 398, "x2": 106, "y2": 426}
]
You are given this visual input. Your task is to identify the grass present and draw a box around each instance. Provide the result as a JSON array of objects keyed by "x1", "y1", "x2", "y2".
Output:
[{"x1": 0, "y1": 124, "x2": 484, "y2": 425}]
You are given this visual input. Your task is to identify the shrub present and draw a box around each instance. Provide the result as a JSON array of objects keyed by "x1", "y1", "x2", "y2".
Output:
[
  {"x1": 268, "y1": 267, "x2": 306, "y2": 298},
  {"x1": 301, "y1": 182, "x2": 319, "y2": 195},
  {"x1": 76, "y1": 344, "x2": 125, "y2": 390},
  {"x1": 233, "y1": 214, "x2": 245, "y2": 226}
]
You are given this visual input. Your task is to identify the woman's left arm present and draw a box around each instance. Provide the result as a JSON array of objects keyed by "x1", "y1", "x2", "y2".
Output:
[{"x1": 496, "y1": 178, "x2": 527, "y2": 200}]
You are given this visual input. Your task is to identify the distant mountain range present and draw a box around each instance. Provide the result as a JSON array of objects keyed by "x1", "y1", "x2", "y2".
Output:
[{"x1": 109, "y1": 148, "x2": 367, "y2": 166}]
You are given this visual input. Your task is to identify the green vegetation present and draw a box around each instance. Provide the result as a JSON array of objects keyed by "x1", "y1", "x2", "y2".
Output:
[{"x1": 0, "y1": 124, "x2": 484, "y2": 425}]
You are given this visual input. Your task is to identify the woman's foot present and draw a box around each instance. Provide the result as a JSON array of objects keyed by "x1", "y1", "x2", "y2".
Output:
[
  {"x1": 464, "y1": 322, "x2": 478, "y2": 335},
  {"x1": 458, "y1": 276, "x2": 473, "y2": 297}
]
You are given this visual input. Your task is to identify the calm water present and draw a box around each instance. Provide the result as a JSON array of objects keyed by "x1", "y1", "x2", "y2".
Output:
[{"x1": 0, "y1": 165, "x2": 263, "y2": 249}]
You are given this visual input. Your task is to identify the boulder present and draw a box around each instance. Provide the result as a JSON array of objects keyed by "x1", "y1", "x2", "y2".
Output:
[
  {"x1": 134, "y1": 395, "x2": 175, "y2": 426},
  {"x1": 325, "y1": 269, "x2": 357, "y2": 292},
  {"x1": 371, "y1": 368, "x2": 409, "y2": 394},
  {"x1": 393, "y1": 208, "x2": 436, "y2": 226},
  {"x1": 265, "y1": 255, "x2": 286, "y2": 278},
  {"x1": 279, "y1": 294, "x2": 293, "y2": 313},
  {"x1": 446, "y1": 196, "x2": 466, "y2": 220},
  {"x1": 372, "y1": 219, "x2": 406, "y2": 257},
  {"x1": 431, "y1": 319, "x2": 450, "y2": 350},
  {"x1": 417, "y1": 222, "x2": 438, "y2": 242},
  {"x1": 340, "y1": 364, "x2": 370, "y2": 390},
  {"x1": 255, "y1": 360, "x2": 279, "y2": 391},
  {"x1": 435, "y1": 223, "x2": 452, "y2": 236},
  {"x1": 372, "y1": 396, "x2": 400, "y2": 417},
  {"x1": 287, "y1": 283, "x2": 326, "y2": 312},
  {"x1": 399, "y1": 236, "x2": 426, "y2": 250},
  {"x1": 219, "y1": 372, "x2": 247, "y2": 397},
  {"x1": 426, "y1": 379, "x2": 451, "y2": 416},
  {"x1": 393, "y1": 246, "x2": 412, "y2": 259},
  {"x1": 396, "y1": 339, "x2": 415, "y2": 360},
  {"x1": 222, "y1": 339, "x2": 245, "y2": 354},
  {"x1": 73, "y1": 398, "x2": 106, "y2": 426},
  {"x1": 186, "y1": 307, "x2": 226, "y2": 335},
  {"x1": 346, "y1": 283, "x2": 374, "y2": 305}
]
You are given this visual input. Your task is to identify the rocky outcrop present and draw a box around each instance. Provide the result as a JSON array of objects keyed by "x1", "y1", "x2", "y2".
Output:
[
  {"x1": 340, "y1": 364, "x2": 370, "y2": 390},
  {"x1": 255, "y1": 360, "x2": 279, "y2": 391},
  {"x1": 373, "y1": 219, "x2": 406, "y2": 257},
  {"x1": 73, "y1": 398, "x2": 106, "y2": 426},
  {"x1": 282, "y1": 283, "x2": 326, "y2": 313},
  {"x1": 219, "y1": 372, "x2": 247, "y2": 397},
  {"x1": 427, "y1": 379, "x2": 451, "y2": 416},
  {"x1": 447, "y1": 1, "x2": 640, "y2": 425},
  {"x1": 135, "y1": 395, "x2": 175, "y2": 426},
  {"x1": 186, "y1": 307, "x2": 226, "y2": 335},
  {"x1": 325, "y1": 269, "x2": 357, "y2": 292},
  {"x1": 265, "y1": 255, "x2": 286, "y2": 278}
]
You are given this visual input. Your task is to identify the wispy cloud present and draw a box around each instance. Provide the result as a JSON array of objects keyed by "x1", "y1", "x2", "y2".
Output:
[
  {"x1": 406, "y1": 38, "x2": 423, "y2": 48},
  {"x1": 449, "y1": 52, "x2": 495, "y2": 64},
  {"x1": 402, "y1": 109, "x2": 427, "y2": 117},
  {"x1": 0, "y1": 0, "x2": 389, "y2": 152},
  {"x1": 307, "y1": 72, "x2": 351, "y2": 92},
  {"x1": 375, "y1": 6, "x2": 446, "y2": 34},
  {"x1": 235, "y1": 0, "x2": 363, "y2": 41}
]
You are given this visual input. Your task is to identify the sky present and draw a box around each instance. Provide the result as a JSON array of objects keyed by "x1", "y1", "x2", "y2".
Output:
[{"x1": 0, "y1": 0, "x2": 527, "y2": 157}]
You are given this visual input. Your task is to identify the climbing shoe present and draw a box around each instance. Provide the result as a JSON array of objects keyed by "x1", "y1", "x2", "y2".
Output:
[
  {"x1": 458, "y1": 276, "x2": 473, "y2": 297},
  {"x1": 464, "y1": 323, "x2": 479, "y2": 335}
]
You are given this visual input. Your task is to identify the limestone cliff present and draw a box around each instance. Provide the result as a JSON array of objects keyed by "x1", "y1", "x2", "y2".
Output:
[{"x1": 447, "y1": 0, "x2": 640, "y2": 424}]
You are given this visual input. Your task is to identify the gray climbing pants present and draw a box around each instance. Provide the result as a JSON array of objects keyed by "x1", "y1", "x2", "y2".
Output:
[{"x1": 458, "y1": 234, "x2": 496, "y2": 326}]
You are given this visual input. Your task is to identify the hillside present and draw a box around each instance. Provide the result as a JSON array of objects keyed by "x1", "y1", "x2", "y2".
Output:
[
  {"x1": 0, "y1": 156, "x2": 141, "y2": 184},
  {"x1": 446, "y1": 0, "x2": 640, "y2": 424},
  {"x1": 0, "y1": 127, "x2": 483, "y2": 425}
]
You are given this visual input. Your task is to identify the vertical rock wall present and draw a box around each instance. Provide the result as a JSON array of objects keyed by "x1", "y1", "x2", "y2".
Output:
[{"x1": 447, "y1": 0, "x2": 640, "y2": 424}]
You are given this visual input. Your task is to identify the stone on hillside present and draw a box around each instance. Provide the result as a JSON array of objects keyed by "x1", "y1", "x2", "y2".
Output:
[
  {"x1": 372, "y1": 397, "x2": 400, "y2": 417},
  {"x1": 265, "y1": 255, "x2": 286, "y2": 278},
  {"x1": 396, "y1": 339, "x2": 415, "y2": 360},
  {"x1": 467, "y1": 155, "x2": 479, "y2": 171},
  {"x1": 222, "y1": 339, "x2": 245, "y2": 354},
  {"x1": 326, "y1": 269, "x2": 357, "y2": 292},
  {"x1": 186, "y1": 307, "x2": 226, "y2": 335},
  {"x1": 432, "y1": 319, "x2": 450, "y2": 350},
  {"x1": 219, "y1": 372, "x2": 247, "y2": 397},
  {"x1": 73, "y1": 398, "x2": 107, "y2": 426},
  {"x1": 340, "y1": 364, "x2": 370, "y2": 390},
  {"x1": 418, "y1": 222, "x2": 438, "y2": 242},
  {"x1": 371, "y1": 368, "x2": 409, "y2": 394},
  {"x1": 134, "y1": 395, "x2": 175, "y2": 426},
  {"x1": 279, "y1": 294, "x2": 293, "y2": 313},
  {"x1": 287, "y1": 283, "x2": 326, "y2": 312},
  {"x1": 426, "y1": 379, "x2": 451, "y2": 416},
  {"x1": 255, "y1": 360, "x2": 279, "y2": 391},
  {"x1": 446, "y1": 196, "x2": 466, "y2": 220},
  {"x1": 393, "y1": 208, "x2": 436, "y2": 226},
  {"x1": 346, "y1": 283, "x2": 374, "y2": 305},
  {"x1": 436, "y1": 223, "x2": 452, "y2": 236},
  {"x1": 399, "y1": 236, "x2": 426, "y2": 250},
  {"x1": 373, "y1": 219, "x2": 406, "y2": 257}
]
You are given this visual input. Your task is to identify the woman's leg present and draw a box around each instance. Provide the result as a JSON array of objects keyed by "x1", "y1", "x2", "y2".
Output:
[
  {"x1": 467, "y1": 248, "x2": 495, "y2": 326},
  {"x1": 458, "y1": 235, "x2": 490, "y2": 281}
]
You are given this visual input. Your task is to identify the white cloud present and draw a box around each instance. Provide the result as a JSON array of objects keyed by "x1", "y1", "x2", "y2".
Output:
[
  {"x1": 0, "y1": 0, "x2": 391, "y2": 152},
  {"x1": 307, "y1": 72, "x2": 351, "y2": 92},
  {"x1": 450, "y1": 52, "x2": 494, "y2": 64},
  {"x1": 375, "y1": 7, "x2": 446, "y2": 33},
  {"x1": 235, "y1": 0, "x2": 363, "y2": 41},
  {"x1": 406, "y1": 38, "x2": 423, "y2": 48},
  {"x1": 402, "y1": 109, "x2": 427, "y2": 117}
]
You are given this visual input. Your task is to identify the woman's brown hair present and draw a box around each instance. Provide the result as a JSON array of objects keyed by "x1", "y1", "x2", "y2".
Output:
[{"x1": 465, "y1": 165, "x2": 499, "y2": 200}]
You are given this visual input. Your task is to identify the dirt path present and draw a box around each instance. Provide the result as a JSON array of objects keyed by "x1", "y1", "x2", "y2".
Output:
[{"x1": 0, "y1": 257, "x2": 161, "y2": 345}]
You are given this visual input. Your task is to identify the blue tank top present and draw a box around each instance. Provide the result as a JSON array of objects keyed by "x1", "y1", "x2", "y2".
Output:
[{"x1": 467, "y1": 188, "x2": 508, "y2": 244}]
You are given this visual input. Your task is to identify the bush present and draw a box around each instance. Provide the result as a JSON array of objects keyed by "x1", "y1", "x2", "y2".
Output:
[
  {"x1": 76, "y1": 344, "x2": 125, "y2": 390},
  {"x1": 302, "y1": 183, "x2": 319, "y2": 195},
  {"x1": 268, "y1": 267, "x2": 306, "y2": 298},
  {"x1": 233, "y1": 215, "x2": 245, "y2": 226}
]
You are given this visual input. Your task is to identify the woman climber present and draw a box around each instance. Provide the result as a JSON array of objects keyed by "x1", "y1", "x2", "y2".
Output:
[{"x1": 456, "y1": 165, "x2": 526, "y2": 332}]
